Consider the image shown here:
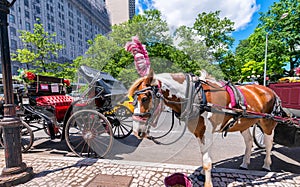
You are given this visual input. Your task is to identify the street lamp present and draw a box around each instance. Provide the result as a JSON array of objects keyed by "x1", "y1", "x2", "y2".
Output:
[
  {"x1": 0, "y1": 0, "x2": 33, "y2": 185},
  {"x1": 263, "y1": 12, "x2": 288, "y2": 86}
]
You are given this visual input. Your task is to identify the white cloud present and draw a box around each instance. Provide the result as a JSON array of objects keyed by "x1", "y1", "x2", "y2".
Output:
[{"x1": 137, "y1": 0, "x2": 260, "y2": 31}]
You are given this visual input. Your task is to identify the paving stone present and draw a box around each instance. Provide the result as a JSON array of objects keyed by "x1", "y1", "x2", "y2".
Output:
[{"x1": 0, "y1": 153, "x2": 299, "y2": 187}]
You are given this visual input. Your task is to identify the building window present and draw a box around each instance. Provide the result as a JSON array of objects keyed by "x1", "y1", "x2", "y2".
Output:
[
  {"x1": 13, "y1": 66, "x2": 19, "y2": 75},
  {"x1": 25, "y1": 22, "x2": 30, "y2": 30},
  {"x1": 78, "y1": 33, "x2": 82, "y2": 39},
  {"x1": 77, "y1": 18, "x2": 81, "y2": 24},
  {"x1": 35, "y1": 6, "x2": 41, "y2": 14},
  {"x1": 11, "y1": 39, "x2": 17, "y2": 50},
  {"x1": 9, "y1": 15, "x2": 15, "y2": 23},
  {"x1": 68, "y1": 11, "x2": 73, "y2": 18},
  {"x1": 77, "y1": 25, "x2": 82, "y2": 32},
  {"x1": 24, "y1": 0, "x2": 29, "y2": 7},
  {"x1": 25, "y1": 10, "x2": 30, "y2": 18},
  {"x1": 10, "y1": 27, "x2": 16, "y2": 36},
  {"x1": 69, "y1": 19, "x2": 73, "y2": 26},
  {"x1": 77, "y1": 10, "x2": 81, "y2": 17}
]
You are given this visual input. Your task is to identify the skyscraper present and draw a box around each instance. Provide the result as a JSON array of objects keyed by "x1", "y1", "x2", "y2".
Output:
[
  {"x1": 105, "y1": 0, "x2": 135, "y2": 25},
  {"x1": 6, "y1": 0, "x2": 111, "y2": 75}
]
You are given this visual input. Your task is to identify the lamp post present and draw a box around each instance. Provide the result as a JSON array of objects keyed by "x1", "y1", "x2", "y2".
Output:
[
  {"x1": 0, "y1": 0, "x2": 32, "y2": 186},
  {"x1": 263, "y1": 12, "x2": 288, "y2": 86}
]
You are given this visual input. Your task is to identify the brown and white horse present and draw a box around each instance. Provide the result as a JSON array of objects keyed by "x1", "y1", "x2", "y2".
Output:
[{"x1": 128, "y1": 70, "x2": 285, "y2": 187}]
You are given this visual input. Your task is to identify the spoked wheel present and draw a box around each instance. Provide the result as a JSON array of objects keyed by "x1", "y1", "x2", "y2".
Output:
[
  {"x1": 111, "y1": 105, "x2": 133, "y2": 139},
  {"x1": 253, "y1": 123, "x2": 266, "y2": 149},
  {"x1": 0, "y1": 121, "x2": 34, "y2": 152},
  {"x1": 65, "y1": 110, "x2": 113, "y2": 158},
  {"x1": 20, "y1": 121, "x2": 34, "y2": 152},
  {"x1": 41, "y1": 119, "x2": 62, "y2": 138}
]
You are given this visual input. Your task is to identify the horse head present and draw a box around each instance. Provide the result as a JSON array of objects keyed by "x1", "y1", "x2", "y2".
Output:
[{"x1": 128, "y1": 70, "x2": 163, "y2": 139}]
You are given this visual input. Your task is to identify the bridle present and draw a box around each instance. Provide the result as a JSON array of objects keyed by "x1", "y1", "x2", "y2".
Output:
[{"x1": 132, "y1": 85, "x2": 163, "y2": 128}]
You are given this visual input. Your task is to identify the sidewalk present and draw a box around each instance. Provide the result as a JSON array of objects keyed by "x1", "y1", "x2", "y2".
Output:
[{"x1": 0, "y1": 152, "x2": 299, "y2": 187}]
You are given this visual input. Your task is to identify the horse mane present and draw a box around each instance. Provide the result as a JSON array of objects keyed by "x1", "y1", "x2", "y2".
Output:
[
  {"x1": 128, "y1": 77, "x2": 146, "y2": 97},
  {"x1": 199, "y1": 69, "x2": 222, "y2": 87}
]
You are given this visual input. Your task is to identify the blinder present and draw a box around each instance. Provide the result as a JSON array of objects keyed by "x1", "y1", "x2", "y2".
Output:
[{"x1": 132, "y1": 85, "x2": 161, "y2": 118}]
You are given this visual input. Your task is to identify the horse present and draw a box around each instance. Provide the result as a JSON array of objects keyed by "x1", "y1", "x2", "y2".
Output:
[{"x1": 128, "y1": 69, "x2": 286, "y2": 187}]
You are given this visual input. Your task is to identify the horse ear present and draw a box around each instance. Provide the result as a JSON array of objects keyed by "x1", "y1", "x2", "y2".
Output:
[
  {"x1": 145, "y1": 68, "x2": 154, "y2": 85},
  {"x1": 148, "y1": 68, "x2": 154, "y2": 78}
]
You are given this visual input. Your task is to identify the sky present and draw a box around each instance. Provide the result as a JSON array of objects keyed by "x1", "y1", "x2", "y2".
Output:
[{"x1": 135, "y1": 0, "x2": 279, "y2": 50}]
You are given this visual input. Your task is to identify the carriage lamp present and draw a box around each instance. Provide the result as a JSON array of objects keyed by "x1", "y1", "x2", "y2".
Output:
[
  {"x1": 263, "y1": 12, "x2": 288, "y2": 86},
  {"x1": 0, "y1": 0, "x2": 33, "y2": 185}
]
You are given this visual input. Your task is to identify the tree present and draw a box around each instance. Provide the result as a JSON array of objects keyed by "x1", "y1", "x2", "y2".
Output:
[
  {"x1": 235, "y1": 0, "x2": 300, "y2": 82},
  {"x1": 11, "y1": 22, "x2": 74, "y2": 78},
  {"x1": 76, "y1": 9, "x2": 178, "y2": 87},
  {"x1": 76, "y1": 9, "x2": 234, "y2": 86},
  {"x1": 259, "y1": 0, "x2": 299, "y2": 76},
  {"x1": 193, "y1": 11, "x2": 235, "y2": 62},
  {"x1": 175, "y1": 25, "x2": 224, "y2": 78}
]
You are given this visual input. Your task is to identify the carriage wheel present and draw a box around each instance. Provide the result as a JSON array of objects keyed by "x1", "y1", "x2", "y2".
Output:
[
  {"x1": 20, "y1": 121, "x2": 34, "y2": 152},
  {"x1": 42, "y1": 120, "x2": 62, "y2": 138},
  {"x1": 111, "y1": 105, "x2": 133, "y2": 139},
  {"x1": 253, "y1": 123, "x2": 266, "y2": 149},
  {"x1": 0, "y1": 121, "x2": 34, "y2": 152},
  {"x1": 65, "y1": 110, "x2": 113, "y2": 158}
]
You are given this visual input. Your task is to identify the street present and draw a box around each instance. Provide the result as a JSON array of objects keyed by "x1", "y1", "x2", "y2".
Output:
[{"x1": 4, "y1": 111, "x2": 300, "y2": 174}]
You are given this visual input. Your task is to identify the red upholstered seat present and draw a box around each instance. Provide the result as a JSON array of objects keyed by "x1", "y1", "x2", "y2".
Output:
[{"x1": 36, "y1": 95, "x2": 73, "y2": 122}]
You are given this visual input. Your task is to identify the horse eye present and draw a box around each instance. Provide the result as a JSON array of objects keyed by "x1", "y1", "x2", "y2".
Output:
[{"x1": 141, "y1": 97, "x2": 148, "y2": 103}]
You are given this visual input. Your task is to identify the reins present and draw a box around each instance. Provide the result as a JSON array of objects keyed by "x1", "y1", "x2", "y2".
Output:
[{"x1": 147, "y1": 110, "x2": 187, "y2": 145}]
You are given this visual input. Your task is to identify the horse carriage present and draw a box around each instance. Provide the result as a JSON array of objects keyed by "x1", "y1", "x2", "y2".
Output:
[
  {"x1": 253, "y1": 82, "x2": 300, "y2": 148},
  {"x1": 128, "y1": 70, "x2": 300, "y2": 187},
  {"x1": 0, "y1": 65, "x2": 133, "y2": 158}
]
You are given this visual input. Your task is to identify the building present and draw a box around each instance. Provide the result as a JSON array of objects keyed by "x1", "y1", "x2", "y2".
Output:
[
  {"x1": 105, "y1": 0, "x2": 135, "y2": 25},
  {"x1": 6, "y1": 0, "x2": 111, "y2": 75}
]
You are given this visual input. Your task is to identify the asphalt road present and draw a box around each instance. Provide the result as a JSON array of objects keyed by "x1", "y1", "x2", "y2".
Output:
[{"x1": 5, "y1": 111, "x2": 300, "y2": 174}]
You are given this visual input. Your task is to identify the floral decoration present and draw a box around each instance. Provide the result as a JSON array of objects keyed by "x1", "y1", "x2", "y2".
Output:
[
  {"x1": 17, "y1": 69, "x2": 36, "y2": 84},
  {"x1": 64, "y1": 79, "x2": 71, "y2": 87}
]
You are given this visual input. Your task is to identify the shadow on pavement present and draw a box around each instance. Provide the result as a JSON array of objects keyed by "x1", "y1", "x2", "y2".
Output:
[
  {"x1": 34, "y1": 158, "x2": 98, "y2": 178},
  {"x1": 188, "y1": 165, "x2": 300, "y2": 186},
  {"x1": 25, "y1": 134, "x2": 142, "y2": 160},
  {"x1": 106, "y1": 135, "x2": 142, "y2": 159},
  {"x1": 213, "y1": 147, "x2": 300, "y2": 174}
]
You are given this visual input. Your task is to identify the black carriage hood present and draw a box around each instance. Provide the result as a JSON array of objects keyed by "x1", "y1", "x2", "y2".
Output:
[{"x1": 78, "y1": 65, "x2": 128, "y2": 96}]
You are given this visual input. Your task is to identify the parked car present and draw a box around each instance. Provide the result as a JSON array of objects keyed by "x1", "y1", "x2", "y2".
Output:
[{"x1": 278, "y1": 77, "x2": 300, "y2": 83}]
